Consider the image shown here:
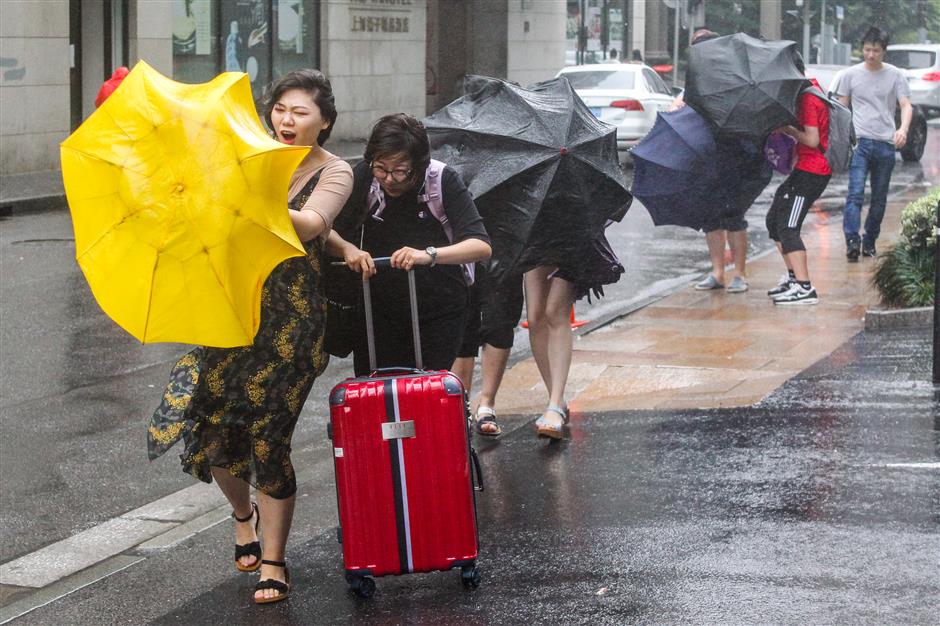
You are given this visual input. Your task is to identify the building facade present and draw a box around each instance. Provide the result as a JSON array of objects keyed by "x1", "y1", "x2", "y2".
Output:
[
  {"x1": 0, "y1": 0, "x2": 568, "y2": 177},
  {"x1": 0, "y1": 0, "x2": 786, "y2": 178}
]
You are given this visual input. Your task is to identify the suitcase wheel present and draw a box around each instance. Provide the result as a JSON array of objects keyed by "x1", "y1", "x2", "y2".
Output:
[
  {"x1": 347, "y1": 574, "x2": 376, "y2": 598},
  {"x1": 460, "y1": 564, "x2": 481, "y2": 590}
]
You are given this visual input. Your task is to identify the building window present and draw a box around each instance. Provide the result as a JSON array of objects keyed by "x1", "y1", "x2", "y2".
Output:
[
  {"x1": 567, "y1": 0, "x2": 621, "y2": 65},
  {"x1": 173, "y1": 0, "x2": 219, "y2": 84},
  {"x1": 273, "y1": 1, "x2": 317, "y2": 78},
  {"x1": 173, "y1": 0, "x2": 319, "y2": 101}
]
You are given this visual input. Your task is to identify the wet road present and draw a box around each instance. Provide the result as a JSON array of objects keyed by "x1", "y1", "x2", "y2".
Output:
[
  {"x1": 1, "y1": 125, "x2": 938, "y2": 621},
  {"x1": 0, "y1": 129, "x2": 935, "y2": 561},
  {"x1": 11, "y1": 327, "x2": 937, "y2": 624}
]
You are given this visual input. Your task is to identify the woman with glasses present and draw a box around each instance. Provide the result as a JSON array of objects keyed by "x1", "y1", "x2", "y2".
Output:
[{"x1": 327, "y1": 113, "x2": 491, "y2": 376}]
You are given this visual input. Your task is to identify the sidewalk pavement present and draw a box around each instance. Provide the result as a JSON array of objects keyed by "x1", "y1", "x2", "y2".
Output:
[{"x1": 489, "y1": 184, "x2": 932, "y2": 421}]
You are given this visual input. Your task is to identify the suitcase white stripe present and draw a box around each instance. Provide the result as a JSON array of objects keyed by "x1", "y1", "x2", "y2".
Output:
[{"x1": 390, "y1": 381, "x2": 415, "y2": 573}]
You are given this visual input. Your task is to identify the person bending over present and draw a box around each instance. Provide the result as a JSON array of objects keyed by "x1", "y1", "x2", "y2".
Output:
[
  {"x1": 328, "y1": 113, "x2": 491, "y2": 375},
  {"x1": 766, "y1": 55, "x2": 832, "y2": 306}
]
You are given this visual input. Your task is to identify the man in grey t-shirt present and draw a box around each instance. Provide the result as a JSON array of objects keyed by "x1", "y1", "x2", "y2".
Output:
[{"x1": 835, "y1": 27, "x2": 912, "y2": 261}]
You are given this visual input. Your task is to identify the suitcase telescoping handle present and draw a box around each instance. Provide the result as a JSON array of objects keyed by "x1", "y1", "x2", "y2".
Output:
[
  {"x1": 361, "y1": 257, "x2": 422, "y2": 372},
  {"x1": 329, "y1": 257, "x2": 423, "y2": 372}
]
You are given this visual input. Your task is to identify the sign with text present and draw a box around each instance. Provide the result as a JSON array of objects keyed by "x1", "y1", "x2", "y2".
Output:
[{"x1": 349, "y1": 0, "x2": 414, "y2": 34}]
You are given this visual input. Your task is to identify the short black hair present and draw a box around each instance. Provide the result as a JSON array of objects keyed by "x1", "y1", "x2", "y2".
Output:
[
  {"x1": 262, "y1": 69, "x2": 337, "y2": 146},
  {"x1": 363, "y1": 113, "x2": 431, "y2": 185},
  {"x1": 792, "y1": 50, "x2": 806, "y2": 74},
  {"x1": 861, "y1": 26, "x2": 889, "y2": 50}
]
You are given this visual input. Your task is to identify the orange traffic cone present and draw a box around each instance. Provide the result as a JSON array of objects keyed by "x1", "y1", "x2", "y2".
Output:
[
  {"x1": 569, "y1": 306, "x2": 588, "y2": 328},
  {"x1": 521, "y1": 306, "x2": 589, "y2": 330}
]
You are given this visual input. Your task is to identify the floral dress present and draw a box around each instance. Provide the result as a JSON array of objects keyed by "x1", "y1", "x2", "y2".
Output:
[{"x1": 148, "y1": 173, "x2": 330, "y2": 499}]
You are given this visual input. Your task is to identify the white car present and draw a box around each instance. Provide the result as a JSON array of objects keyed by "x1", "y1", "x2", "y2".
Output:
[
  {"x1": 556, "y1": 63, "x2": 676, "y2": 154},
  {"x1": 886, "y1": 43, "x2": 940, "y2": 115}
]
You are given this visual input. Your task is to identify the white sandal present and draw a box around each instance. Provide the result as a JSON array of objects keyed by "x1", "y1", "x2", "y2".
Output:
[{"x1": 535, "y1": 403, "x2": 568, "y2": 440}]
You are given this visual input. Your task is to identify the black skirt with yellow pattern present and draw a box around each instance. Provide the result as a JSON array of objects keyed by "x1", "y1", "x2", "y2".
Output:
[{"x1": 148, "y1": 184, "x2": 329, "y2": 499}]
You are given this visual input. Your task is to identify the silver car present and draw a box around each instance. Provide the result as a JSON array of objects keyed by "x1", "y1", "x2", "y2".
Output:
[
  {"x1": 886, "y1": 43, "x2": 940, "y2": 116},
  {"x1": 556, "y1": 63, "x2": 676, "y2": 155}
]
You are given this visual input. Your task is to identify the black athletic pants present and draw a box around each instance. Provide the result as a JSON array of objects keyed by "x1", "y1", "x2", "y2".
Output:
[{"x1": 766, "y1": 170, "x2": 831, "y2": 254}]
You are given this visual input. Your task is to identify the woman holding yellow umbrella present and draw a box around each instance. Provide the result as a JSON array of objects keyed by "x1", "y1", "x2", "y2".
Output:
[{"x1": 148, "y1": 69, "x2": 353, "y2": 604}]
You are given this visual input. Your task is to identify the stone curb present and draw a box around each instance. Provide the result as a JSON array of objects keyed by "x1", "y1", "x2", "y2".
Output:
[{"x1": 864, "y1": 306, "x2": 934, "y2": 331}]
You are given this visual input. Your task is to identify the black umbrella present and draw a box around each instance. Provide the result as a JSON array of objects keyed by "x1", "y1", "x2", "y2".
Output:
[
  {"x1": 630, "y1": 106, "x2": 720, "y2": 230},
  {"x1": 684, "y1": 33, "x2": 805, "y2": 139},
  {"x1": 424, "y1": 75, "x2": 632, "y2": 283}
]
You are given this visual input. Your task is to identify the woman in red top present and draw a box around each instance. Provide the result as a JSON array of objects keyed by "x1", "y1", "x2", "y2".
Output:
[{"x1": 765, "y1": 53, "x2": 832, "y2": 306}]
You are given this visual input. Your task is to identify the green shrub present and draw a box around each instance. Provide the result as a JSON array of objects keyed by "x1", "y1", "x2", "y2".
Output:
[
  {"x1": 900, "y1": 186, "x2": 940, "y2": 249},
  {"x1": 871, "y1": 188, "x2": 937, "y2": 308},
  {"x1": 872, "y1": 244, "x2": 934, "y2": 308}
]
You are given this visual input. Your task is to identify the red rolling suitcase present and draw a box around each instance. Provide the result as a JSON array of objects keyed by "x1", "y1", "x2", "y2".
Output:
[{"x1": 328, "y1": 262, "x2": 483, "y2": 597}]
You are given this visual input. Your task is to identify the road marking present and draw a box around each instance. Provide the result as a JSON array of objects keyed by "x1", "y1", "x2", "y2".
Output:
[
  {"x1": 0, "y1": 450, "x2": 332, "y2": 622},
  {"x1": 877, "y1": 462, "x2": 940, "y2": 469},
  {"x1": 0, "y1": 555, "x2": 144, "y2": 625},
  {"x1": 0, "y1": 481, "x2": 225, "y2": 588},
  {"x1": 133, "y1": 507, "x2": 231, "y2": 554}
]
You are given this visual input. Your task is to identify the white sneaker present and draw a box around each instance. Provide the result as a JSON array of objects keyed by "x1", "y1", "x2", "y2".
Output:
[
  {"x1": 772, "y1": 283, "x2": 818, "y2": 305},
  {"x1": 767, "y1": 273, "x2": 793, "y2": 297}
]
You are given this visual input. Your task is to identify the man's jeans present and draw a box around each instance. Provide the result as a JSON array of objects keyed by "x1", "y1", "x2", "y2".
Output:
[{"x1": 843, "y1": 138, "x2": 896, "y2": 247}]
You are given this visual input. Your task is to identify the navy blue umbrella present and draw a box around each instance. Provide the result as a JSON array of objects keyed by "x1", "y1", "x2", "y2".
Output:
[{"x1": 630, "y1": 106, "x2": 720, "y2": 230}]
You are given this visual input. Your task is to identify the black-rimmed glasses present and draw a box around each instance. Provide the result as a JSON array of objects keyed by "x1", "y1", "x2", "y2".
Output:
[{"x1": 371, "y1": 162, "x2": 413, "y2": 183}]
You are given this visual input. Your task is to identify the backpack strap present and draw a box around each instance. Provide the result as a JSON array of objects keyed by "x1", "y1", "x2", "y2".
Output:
[
  {"x1": 418, "y1": 160, "x2": 475, "y2": 285},
  {"x1": 367, "y1": 176, "x2": 387, "y2": 221},
  {"x1": 367, "y1": 159, "x2": 475, "y2": 285},
  {"x1": 417, "y1": 159, "x2": 450, "y2": 241},
  {"x1": 796, "y1": 83, "x2": 833, "y2": 156},
  {"x1": 801, "y1": 83, "x2": 830, "y2": 105}
]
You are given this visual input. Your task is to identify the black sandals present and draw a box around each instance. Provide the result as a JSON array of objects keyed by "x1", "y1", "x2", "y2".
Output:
[
  {"x1": 254, "y1": 560, "x2": 291, "y2": 604},
  {"x1": 232, "y1": 502, "x2": 261, "y2": 572}
]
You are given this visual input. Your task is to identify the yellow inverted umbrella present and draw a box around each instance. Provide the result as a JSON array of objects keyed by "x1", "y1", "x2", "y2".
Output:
[{"x1": 61, "y1": 61, "x2": 310, "y2": 347}]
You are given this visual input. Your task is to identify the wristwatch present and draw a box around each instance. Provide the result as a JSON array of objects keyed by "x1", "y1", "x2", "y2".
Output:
[{"x1": 425, "y1": 246, "x2": 438, "y2": 267}]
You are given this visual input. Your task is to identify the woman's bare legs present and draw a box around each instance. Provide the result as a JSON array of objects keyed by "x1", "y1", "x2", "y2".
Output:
[
  {"x1": 705, "y1": 229, "x2": 728, "y2": 283},
  {"x1": 210, "y1": 467, "x2": 294, "y2": 600},
  {"x1": 727, "y1": 229, "x2": 748, "y2": 279},
  {"x1": 254, "y1": 491, "x2": 295, "y2": 601},
  {"x1": 524, "y1": 267, "x2": 575, "y2": 427},
  {"x1": 453, "y1": 345, "x2": 511, "y2": 435},
  {"x1": 451, "y1": 356, "x2": 475, "y2": 392},
  {"x1": 477, "y1": 344, "x2": 511, "y2": 412},
  {"x1": 210, "y1": 467, "x2": 258, "y2": 570}
]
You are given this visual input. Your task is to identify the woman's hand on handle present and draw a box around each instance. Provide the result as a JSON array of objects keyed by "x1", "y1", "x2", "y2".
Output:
[
  {"x1": 344, "y1": 247, "x2": 376, "y2": 277},
  {"x1": 390, "y1": 246, "x2": 431, "y2": 270},
  {"x1": 389, "y1": 238, "x2": 492, "y2": 270}
]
